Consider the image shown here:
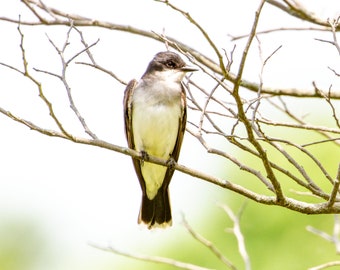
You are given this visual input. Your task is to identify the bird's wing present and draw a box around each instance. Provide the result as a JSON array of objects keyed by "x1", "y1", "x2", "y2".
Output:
[
  {"x1": 123, "y1": 79, "x2": 147, "y2": 192},
  {"x1": 171, "y1": 82, "x2": 187, "y2": 162},
  {"x1": 123, "y1": 79, "x2": 137, "y2": 148},
  {"x1": 161, "y1": 82, "x2": 187, "y2": 189}
]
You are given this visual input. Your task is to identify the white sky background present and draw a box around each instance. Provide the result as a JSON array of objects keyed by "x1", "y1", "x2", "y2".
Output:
[{"x1": 0, "y1": 1, "x2": 339, "y2": 269}]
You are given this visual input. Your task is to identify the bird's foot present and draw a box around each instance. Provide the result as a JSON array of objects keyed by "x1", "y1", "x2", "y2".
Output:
[
  {"x1": 140, "y1": 150, "x2": 149, "y2": 166},
  {"x1": 166, "y1": 157, "x2": 177, "y2": 170}
]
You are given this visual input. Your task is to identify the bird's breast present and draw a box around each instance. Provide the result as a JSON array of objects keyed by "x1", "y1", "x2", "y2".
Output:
[{"x1": 132, "y1": 101, "x2": 181, "y2": 158}]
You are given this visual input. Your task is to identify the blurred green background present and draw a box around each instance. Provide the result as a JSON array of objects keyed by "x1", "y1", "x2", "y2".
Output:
[
  {"x1": 1, "y1": 1, "x2": 340, "y2": 269},
  {"x1": 1, "y1": 119, "x2": 339, "y2": 270}
]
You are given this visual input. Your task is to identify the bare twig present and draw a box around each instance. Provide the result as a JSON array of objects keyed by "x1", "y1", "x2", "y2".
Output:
[
  {"x1": 182, "y1": 215, "x2": 237, "y2": 270},
  {"x1": 231, "y1": 0, "x2": 285, "y2": 203},
  {"x1": 1, "y1": 0, "x2": 340, "y2": 219},
  {"x1": 220, "y1": 204, "x2": 251, "y2": 270},
  {"x1": 307, "y1": 212, "x2": 340, "y2": 254},
  {"x1": 155, "y1": 0, "x2": 227, "y2": 78},
  {"x1": 309, "y1": 261, "x2": 340, "y2": 270},
  {"x1": 3, "y1": 103, "x2": 340, "y2": 214},
  {"x1": 2, "y1": 0, "x2": 340, "y2": 99},
  {"x1": 258, "y1": 118, "x2": 340, "y2": 135},
  {"x1": 41, "y1": 25, "x2": 99, "y2": 139},
  {"x1": 328, "y1": 17, "x2": 340, "y2": 55},
  {"x1": 89, "y1": 242, "x2": 212, "y2": 270},
  {"x1": 266, "y1": 0, "x2": 340, "y2": 29},
  {"x1": 15, "y1": 20, "x2": 73, "y2": 138},
  {"x1": 231, "y1": 26, "x2": 332, "y2": 41},
  {"x1": 266, "y1": 98, "x2": 340, "y2": 147},
  {"x1": 198, "y1": 82, "x2": 221, "y2": 136},
  {"x1": 328, "y1": 66, "x2": 340, "y2": 77},
  {"x1": 313, "y1": 82, "x2": 340, "y2": 129},
  {"x1": 73, "y1": 26, "x2": 127, "y2": 85},
  {"x1": 253, "y1": 36, "x2": 282, "y2": 125},
  {"x1": 329, "y1": 165, "x2": 340, "y2": 207}
]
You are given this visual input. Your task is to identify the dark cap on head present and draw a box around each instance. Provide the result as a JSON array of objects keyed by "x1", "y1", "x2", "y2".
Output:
[{"x1": 143, "y1": 51, "x2": 197, "y2": 76}]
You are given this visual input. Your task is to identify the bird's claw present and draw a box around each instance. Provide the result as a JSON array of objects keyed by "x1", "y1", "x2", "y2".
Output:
[
  {"x1": 166, "y1": 157, "x2": 177, "y2": 170},
  {"x1": 140, "y1": 150, "x2": 149, "y2": 166}
]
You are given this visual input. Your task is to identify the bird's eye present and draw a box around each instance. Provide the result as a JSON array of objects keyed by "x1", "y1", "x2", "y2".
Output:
[{"x1": 166, "y1": 60, "x2": 176, "y2": 69}]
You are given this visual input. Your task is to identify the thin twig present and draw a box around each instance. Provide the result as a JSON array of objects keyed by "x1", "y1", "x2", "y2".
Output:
[
  {"x1": 76, "y1": 61, "x2": 127, "y2": 85},
  {"x1": 313, "y1": 82, "x2": 340, "y2": 129},
  {"x1": 181, "y1": 215, "x2": 237, "y2": 270},
  {"x1": 309, "y1": 261, "x2": 340, "y2": 270},
  {"x1": 16, "y1": 19, "x2": 73, "y2": 138},
  {"x1": 231, "y1": 26, "x2": 332, "y2": 41},
  {"x1": 89, "y1": 242, "x2": 212, "y2": 270},
  {"x1": 267, "y1": 98, "x2": 340, "y2": 147},
  {"x1": 329, "y1": 165, "x2": 340, "y2": 207},
  {"x1": 219, "y1": 204, "x2": 251, "y2": 270},
  {"x1": 198, "y1": 81, "x2": 221, "y2": 136},
  {"x1": 45, "y1": 26, "x2": 98, "y2": 139},
  {"x1": 328, "y1": 180, "x2": 340, "y2": 207},
  {"x1": 155, "y1": 0, "x2": 227, "y2": 78},
  {"x1": 3, "y1": 0, "x2": 340, "y2": 99},
  {"x1": 266, "y1": 0, "x2": 338, "y2": 29},
  {"x1": 307, "y1": 212, "x2": 340, "y2": 254},
  {"x1": 74, "y1": 26, "x2": 127, "y2": 85},
  {"x1": 232, "y1": 0, "x2": 285, "y2": 203}
]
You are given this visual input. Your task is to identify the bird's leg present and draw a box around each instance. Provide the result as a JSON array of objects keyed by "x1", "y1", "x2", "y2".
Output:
[
  {"x1": 140, "y1": 150, "x2": 149, "y2": 166},
  {"x1": 166, "y1": 155, "x2": 177, "y2": 171}
]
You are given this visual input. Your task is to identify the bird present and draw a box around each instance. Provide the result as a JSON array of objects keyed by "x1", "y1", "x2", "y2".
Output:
[{"x1": 123, "y1": 51, "x2": 197, "y2": 229}]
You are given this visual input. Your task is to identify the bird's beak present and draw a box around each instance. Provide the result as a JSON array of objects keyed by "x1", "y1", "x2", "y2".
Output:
[{"x1": 181, "y1": 65, "x2": 198, "y2": 72}]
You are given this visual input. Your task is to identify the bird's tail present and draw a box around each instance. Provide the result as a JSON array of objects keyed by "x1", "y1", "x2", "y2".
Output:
[{"x1": 138, "y1": 189, "x2": 172, "y2": 229}]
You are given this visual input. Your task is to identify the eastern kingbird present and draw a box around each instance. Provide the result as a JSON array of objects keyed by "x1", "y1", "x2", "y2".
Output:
[{"x1": 123, "y1": 51, "x2": 197, "y2": 229}]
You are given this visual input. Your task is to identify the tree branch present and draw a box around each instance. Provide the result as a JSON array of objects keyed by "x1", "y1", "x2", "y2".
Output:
[
  {"x1": 182, "y1": 215, "x2": 237, "y2": 270},
  {"x1": 89, "y1": 242, "x2": 212, "y2": 270},
  {"x1": 220, "y1": 204, "x2": 251, "y2": 270},
  {"x1": 267, "y1": 0, "x2": 340, "y2": 30},
  {"x1": 1, "y1": 0, "x2": 339, "y2": 99}
]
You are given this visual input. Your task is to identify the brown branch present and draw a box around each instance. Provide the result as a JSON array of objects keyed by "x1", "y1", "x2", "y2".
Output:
[
  {"x1": 1, "y1": 0, "x2": 340, "y2": 99},
  {"x1": 37, "y1": 25, "x2": 100, "y2": 139},
  {"x1": 89, "y1": 242, "x2": 212, "y2": 270},
  {"x1": 309, "y1": 261, "x2": 340, "y2": 270},
  {"x1": 15, "y1": 20, "x2": 73, "y2": 138},
  {"x1": 1, "y1": 0, "x2": 340, "y2": 221},
  {"x1": 2, "y1": 104, "x2": 340, "y2": 214},
  {"x1": 219, "y1": 204, "x2": 251, "y2": 270},
  {"x1": 313, "y1": 82, "x2": 340, "y2": 129},
  {"x1": 266, "y1": 0, "x2": 340, "y2": 30},
  {"x1": 75, "y1": 61, "x2": 128, "y2": 85},
  {"x1": 182, "y1": 216, "x2": 237, "y2": 270},
  {"x1": 231, "y1": 26, "x2": 332, "y2": 41},
  {"x1": 328, "y1": 165, "x2": 340, "y2": 207},
  {"x1": 258, "y1": 119, "x2": 340, "y2": 135},
  {"x1": 231, "y1": 0, "x2": 285, "y2": 203},
  {"x1": 307, "y1": 213, "x2": 340, "y2": 260},
  {"x1": 73, "y1": 26, "x2": 127, "y2": 85},
  {"x1": 265, "y1": 98, "x2": 340, "y2": 147},
  {"x1": 155, "y1": 0, "x2": 228, "y2": 78}
]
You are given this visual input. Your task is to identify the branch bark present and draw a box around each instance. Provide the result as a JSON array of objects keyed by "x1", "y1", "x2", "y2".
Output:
[
  {"x1": 1, "y1": 0, "x2": 340, "y2": 215},
  {"x1": 1, "y1": 0, "x2": 339, "y2": 99}
]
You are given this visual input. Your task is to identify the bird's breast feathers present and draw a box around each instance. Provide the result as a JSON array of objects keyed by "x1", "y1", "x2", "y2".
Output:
[
  {"x1": 131, "y1": 81, "x2": 184, "y2": 199},
  {"x1": 132, "y1": 99, "x2": 181, "y2": 158}
]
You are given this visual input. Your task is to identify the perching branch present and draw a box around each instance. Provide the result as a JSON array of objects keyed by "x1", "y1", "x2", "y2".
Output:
[
  {"x1": 1, "y1": 0, "x2": 340, "y2": 217},
  {"x1": 1, "y1": 1, "x2": 340, "y2": 268}
]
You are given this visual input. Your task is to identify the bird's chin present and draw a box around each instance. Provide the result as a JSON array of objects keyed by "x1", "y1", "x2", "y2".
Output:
[{"x1": 153, "y1": 69, "x2": 187, "y2": 83}]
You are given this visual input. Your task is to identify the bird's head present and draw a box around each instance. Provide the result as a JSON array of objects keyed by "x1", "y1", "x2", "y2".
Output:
[{"x1": 143, "y1": 51, "x2": 197, "y2": 82}]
